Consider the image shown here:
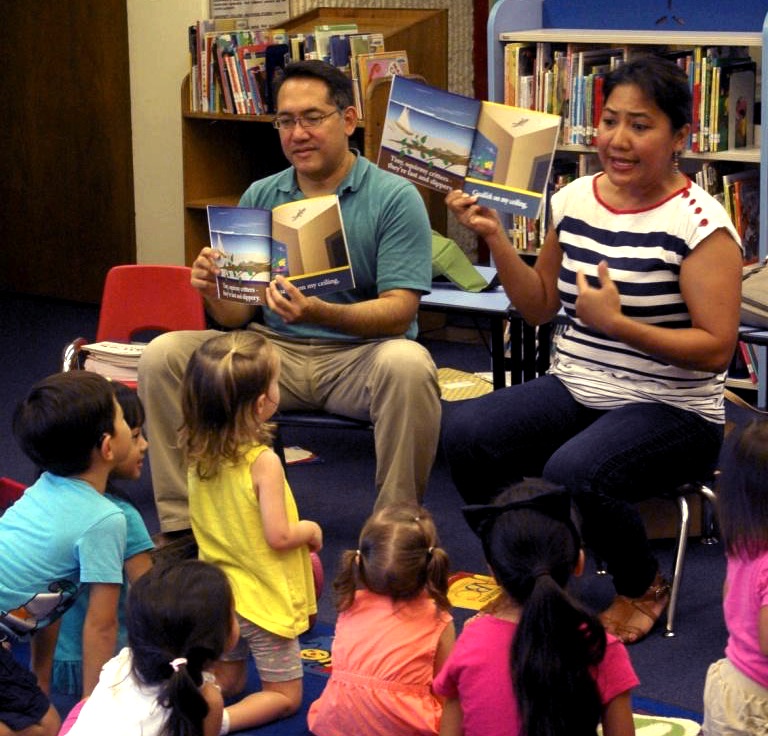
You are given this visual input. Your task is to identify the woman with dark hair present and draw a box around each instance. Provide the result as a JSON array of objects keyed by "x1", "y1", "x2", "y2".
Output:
[{"x1": 443, "y1": 54, "x2": 743, "y2": 643}]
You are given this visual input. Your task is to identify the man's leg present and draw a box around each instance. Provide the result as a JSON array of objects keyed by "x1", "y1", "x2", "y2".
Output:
[
  {"x1": 358, "y1": 340, "x2": 441, "y2": 509},
  {"x1": 137, "y1": 329, "x2": 221, "y2": 533},
  {"x1": 275, "y1": 337, "x2": 441, "y2": 509}
]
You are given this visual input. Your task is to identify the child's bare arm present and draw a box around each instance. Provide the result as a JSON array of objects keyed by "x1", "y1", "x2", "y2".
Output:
[
  {"x1": 252, "y1": 449, "x2": 323, "y2": 552},
  {"x1": 601, "y1": 690, "x2": 636, "y2": 736},
  {"x1": 434, "y1": 621, "x2": 456, "y2": 677},
  {"x1": 201, "y1": 679, "x2": 225, "y2": 736},
  {"x1": 29, "y1": 618, "x2": 61, "y2": 695},
  {"x1": 758, "y1": 606, "x2": 768, "y2": 656},
  {"x1": 81, "y1": 582, "x2": 121, "y2": 696},
  {"x1": 124, "y1": 550, "x2": 153, "y2": 584},
  {"x1": 439, "y1": 698, "x2": 464, "y2": 736}
]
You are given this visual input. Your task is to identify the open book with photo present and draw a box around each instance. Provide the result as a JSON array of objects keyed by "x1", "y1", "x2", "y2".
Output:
[
  {"x1": 207, "y1": 195, "x2": 354, "y2": 305},
  {"x1": 377, "y1": 76, "x2": 561, "y2": 219}
]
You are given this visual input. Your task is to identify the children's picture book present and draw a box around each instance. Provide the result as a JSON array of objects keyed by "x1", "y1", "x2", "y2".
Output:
[
  {"x1": 207, "y1": 195, "x2": 354, "y2": 305},
  {"x1": 723, "y1": 169, "x2": 760, "y2": 263},
  {"x1": 356, "y1": 50, "x2": 410, "y2": 106},
  {"x1": 377, "y1": 76, "x2": 561, "y2": 219}
]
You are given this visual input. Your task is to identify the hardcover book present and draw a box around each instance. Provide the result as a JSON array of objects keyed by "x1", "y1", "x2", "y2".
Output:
[
  {"x1": 207, "y1": 195, "x2": 354, "y2": 305},
  {"x1": 377, "y1": 75, "x2": 561, "y2": 219}
]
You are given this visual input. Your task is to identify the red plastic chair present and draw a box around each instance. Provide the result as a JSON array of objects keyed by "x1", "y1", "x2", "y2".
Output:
[
  {"x1": 62, "y1": 265, "x2": 207, "y2": 386},
  {"x1": 0, "y1": 477, "x2": 25, "y2": 514}
]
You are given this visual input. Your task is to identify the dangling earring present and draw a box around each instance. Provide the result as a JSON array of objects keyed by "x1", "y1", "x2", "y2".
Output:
[{"x1": 672, "y1": 150, "x2": 680, "y2": 175}]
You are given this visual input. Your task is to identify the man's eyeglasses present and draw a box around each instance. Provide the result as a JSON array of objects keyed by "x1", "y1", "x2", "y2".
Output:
[{"x1": 272, "y1": 109, "x2": 341, "y2": 131}]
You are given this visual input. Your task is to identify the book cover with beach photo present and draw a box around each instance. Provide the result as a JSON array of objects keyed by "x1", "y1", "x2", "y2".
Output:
[
  {"x1": 377, "y1": 75, "x2": 561, "y2": 219},
  {"x1": 207, "y1": 195, "x2": 354, "y2": 305}
]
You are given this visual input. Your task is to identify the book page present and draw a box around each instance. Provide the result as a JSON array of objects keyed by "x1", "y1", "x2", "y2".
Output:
[
  {"x1": 378, "y1": 75, "x2": 480, "y2": 193},
  {"x1": 208, "y1": 205, "x2": 272, "y2": 305},
  {"x1": 464, "y1": 100, "x2": 561, "y2": 219}
]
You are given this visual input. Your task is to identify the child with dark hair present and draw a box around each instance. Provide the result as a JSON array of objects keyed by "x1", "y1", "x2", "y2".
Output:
[
  {"x1": 703, "y1": 419, "x2": 768, "y2": 735},
  {"x1": 434, "y1": 479, "x2": 637, "y2": 736},
  {"x1": 0, "y1": 371, "x2": 133, "y2": 735},
  {"x1": 61, "y1": 559, "x2": 239, "y2": 736},
  {"x1": 53, "y1": 383, "x2": 154, "y2": 697},
  {"x1": 308, "y1": 504, "x2": 455, "y2": 736},
  {"x1": 181, "y1": 330, "x2": 322, "y2": 732}
]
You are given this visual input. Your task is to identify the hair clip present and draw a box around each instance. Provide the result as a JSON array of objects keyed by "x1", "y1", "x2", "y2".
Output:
[
  {"x1": 169, "y1": 657, "x2": 188, "y2": 672},
  {"x1": 462, "y1": 491, "x2": 580, "y2": 549}
]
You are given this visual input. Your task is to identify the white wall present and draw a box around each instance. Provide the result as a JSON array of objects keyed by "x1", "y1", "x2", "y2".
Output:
[{"x1": 127, "y1": 0, "x2": 207, "y2": 264}]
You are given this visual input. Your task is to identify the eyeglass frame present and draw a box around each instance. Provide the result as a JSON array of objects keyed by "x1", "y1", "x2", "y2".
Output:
[{"x1": 272, "y1": 108, "x2": 343, "y2": 131}]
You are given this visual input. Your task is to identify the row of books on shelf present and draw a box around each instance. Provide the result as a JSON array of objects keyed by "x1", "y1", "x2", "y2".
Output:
[
  {"x1": 503, "y1": 41, "x2": 756, "y2": 152},
  {"x1": 187, "y1": 17, "x2": 409, "y2": 118},
  {"x1": 693, "y1": 162, "x2": 759, "y2": 262},
  {"x1": 729, "y1": 340, "x2": 760, "y2": 389}
]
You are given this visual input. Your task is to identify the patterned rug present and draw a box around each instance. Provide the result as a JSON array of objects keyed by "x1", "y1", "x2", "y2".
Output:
[{"x1": 47, "y1": 584, "x2": 703, "y2": 736}]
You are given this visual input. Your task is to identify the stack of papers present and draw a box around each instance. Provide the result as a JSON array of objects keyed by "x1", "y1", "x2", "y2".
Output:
[{"x1": 82, "y1": 341, "x2": 146, "y2": 383}]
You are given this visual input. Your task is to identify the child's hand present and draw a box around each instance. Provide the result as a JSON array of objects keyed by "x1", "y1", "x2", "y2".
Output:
[{"x1": 305, "y1": 521, "x2": 323, "y2": 553}]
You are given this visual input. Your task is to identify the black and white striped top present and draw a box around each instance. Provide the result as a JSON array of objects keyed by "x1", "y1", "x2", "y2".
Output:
[{"x1": 549, "y1": 173, "x2": 741, "y2": 424}]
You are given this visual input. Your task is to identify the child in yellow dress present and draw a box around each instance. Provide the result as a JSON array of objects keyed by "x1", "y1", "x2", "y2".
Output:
[{"x1": 181, "y1": 330, "x2": 323, "y2": 732}]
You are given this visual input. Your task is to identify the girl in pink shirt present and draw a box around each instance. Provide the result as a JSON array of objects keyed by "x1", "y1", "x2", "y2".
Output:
[
  {"x1": 704, "y1": 419, "x2": 768, "y2": 735},
  {"x1": 434, "y1": 479, "x2": 638, "y2": 736}
]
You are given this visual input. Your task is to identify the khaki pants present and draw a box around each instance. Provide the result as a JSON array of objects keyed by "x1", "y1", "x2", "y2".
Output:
[
  {"x1": 703, "y1": 657, "x2": 768, "y2": 735},
  {"x1": 138, "y1": 326, "x2": 441, "y2": 532}
]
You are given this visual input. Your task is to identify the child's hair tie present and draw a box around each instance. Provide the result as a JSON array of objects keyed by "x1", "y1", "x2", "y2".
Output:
[
  {"x1": 427, "y1": 546, "x2": 435, "y2": 557},
  {"x1": 169, "y1": 657, "x2": 188, "y2": 672}
]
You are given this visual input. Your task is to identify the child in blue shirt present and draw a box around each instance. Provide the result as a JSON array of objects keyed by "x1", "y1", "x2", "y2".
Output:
[
  {"x1": 52, "y1": 384, "x2": 154, "y2": 698},
  {"x1": 0, "y1": 371, "x2": 133, "y2": 734}
]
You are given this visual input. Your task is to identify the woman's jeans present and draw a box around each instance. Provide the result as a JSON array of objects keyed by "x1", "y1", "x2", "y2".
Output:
[{"x1": 441, "y1": 375, "x2": 723, "y2": 598}]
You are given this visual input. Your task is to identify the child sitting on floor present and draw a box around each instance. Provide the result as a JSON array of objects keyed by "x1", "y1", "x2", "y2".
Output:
[
  {"x1": 181, "y1": 330, "x2": 322, "y2": 732},
  {"x1": 703, "y1": 419, "x2": 768, "y2": 735},
  {"x1": 1, "y1": 371, "x2": 134, "y2": 736},
  {"x1": 60, "y1": 559, "x2": 239, "y2": 736},
  {"x1": 308, "y1": 504, "x2": 455, "y2": 736},
  {"x1": 52, "y1": 383, "x2": 154, "y2": 698},
  {"x1": 434, "y1": 479, "x2": 638, "y2": 736}
]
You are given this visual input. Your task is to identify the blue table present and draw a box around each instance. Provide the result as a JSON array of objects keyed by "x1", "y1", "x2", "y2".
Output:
[{"x1": 421, "y1": 266, "x2": 510, "y2": 390}]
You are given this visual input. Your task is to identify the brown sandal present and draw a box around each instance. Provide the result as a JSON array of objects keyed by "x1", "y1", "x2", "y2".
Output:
[{"x1": 599, "y1": 574, "x2": 671, "y2": 644}]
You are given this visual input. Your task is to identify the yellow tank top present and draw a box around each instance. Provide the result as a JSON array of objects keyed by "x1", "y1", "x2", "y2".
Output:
[{"x1": 189, "y1": 443, "x2": 316, "y2": 638}]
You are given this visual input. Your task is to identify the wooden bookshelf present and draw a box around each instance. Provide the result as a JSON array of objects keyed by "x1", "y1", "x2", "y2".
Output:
[{"x1": 182, "y1": 7, "x2": 448, "y2": 264}]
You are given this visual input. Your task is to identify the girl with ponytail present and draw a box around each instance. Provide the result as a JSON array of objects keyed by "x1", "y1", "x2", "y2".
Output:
[
  {"x1": 62, "y1": 560, "x2": 238, "y2": 736},
  {"x1": 434, "y1": 479, "x2": 638, "y2": 736},
  {"x1": 308, "y1": 504, "x2": 455, "y2": 736}
]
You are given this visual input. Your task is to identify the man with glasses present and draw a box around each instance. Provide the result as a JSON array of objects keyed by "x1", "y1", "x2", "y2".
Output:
[{"x1": 139, "y1": 60, "x2": 439, "y2": 539}]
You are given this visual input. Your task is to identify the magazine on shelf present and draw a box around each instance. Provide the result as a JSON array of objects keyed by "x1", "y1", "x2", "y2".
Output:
[
  {"x1": 377, "y1": 76, "x2": 561, "y2": 219},
  {"x1": 207, "y1": 195, "x2": 354, "y2": 305}
]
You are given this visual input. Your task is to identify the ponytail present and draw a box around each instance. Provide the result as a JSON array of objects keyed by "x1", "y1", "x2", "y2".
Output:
[
  {"x1": 512, "y1": 575, "x2": 604, "y2": 736},
  {"x1": 159, "y1": 654, "x2": 210, "y2": 736},
  {"x1": 463, "y1": 482, "x2": 606, "y2": 736},
  {"x1": 127, "y1": 561, "x2": 234, "y2": 736}
]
